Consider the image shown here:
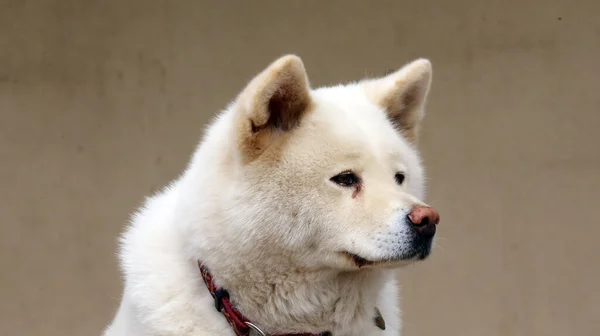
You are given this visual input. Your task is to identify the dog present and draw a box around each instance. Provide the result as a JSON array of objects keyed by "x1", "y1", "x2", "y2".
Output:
[{"x1": 104, "y1": 54, "x2": 439, "y2": 336}]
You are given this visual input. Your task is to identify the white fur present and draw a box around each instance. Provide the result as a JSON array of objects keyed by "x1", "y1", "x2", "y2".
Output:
[{"x1": 105, "y1": 55, "x2": 435, "y2": 336}]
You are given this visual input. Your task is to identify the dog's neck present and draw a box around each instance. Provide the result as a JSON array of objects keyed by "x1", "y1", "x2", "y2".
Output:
[{"x1": 201, "y1": 255, "x2": 387, "y2": 336}]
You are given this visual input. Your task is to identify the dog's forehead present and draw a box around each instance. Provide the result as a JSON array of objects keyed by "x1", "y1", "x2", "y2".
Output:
[{"x1": 309, "y1": 85, "x2": 405, "y2": 156}]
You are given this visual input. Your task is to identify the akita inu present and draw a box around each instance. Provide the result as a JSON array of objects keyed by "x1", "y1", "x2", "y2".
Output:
[{"x1": 105, "y1": 55, "x2": 439, "y2": 336}]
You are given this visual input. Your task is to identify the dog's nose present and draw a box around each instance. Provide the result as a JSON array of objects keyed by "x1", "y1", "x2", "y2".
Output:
[{"x1": 407, "y1": 206, "x2": 440, "y2": 237}]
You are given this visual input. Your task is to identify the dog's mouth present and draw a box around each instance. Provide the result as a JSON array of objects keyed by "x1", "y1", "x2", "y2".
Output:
[
  {"x1": 343, "y1": 252, "x2": 377, "y2": 267},
  {"x1": 342, "y1": 249, "x2": 432, "y2": 268},
  {"x1": 342, "y1": 252, "x2": 401, "y2": 268}
]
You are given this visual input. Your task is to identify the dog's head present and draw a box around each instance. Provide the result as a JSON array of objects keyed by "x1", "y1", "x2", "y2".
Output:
[{"x1": 191, "y1": 55, "x2": 438, "y2": 271}]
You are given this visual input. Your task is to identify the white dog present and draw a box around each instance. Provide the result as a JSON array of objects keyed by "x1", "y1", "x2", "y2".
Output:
[{"x1": 105, "y1": 55, "x2": 440, "y2": 336}]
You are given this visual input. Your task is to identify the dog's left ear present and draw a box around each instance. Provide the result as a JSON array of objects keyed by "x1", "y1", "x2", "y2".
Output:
[
  {"x1": 234, "y1": 55, "x2": 312, "y2": 161},
  {"x1": 364, "y1": 59, "x2": 432, "y2": 144}
]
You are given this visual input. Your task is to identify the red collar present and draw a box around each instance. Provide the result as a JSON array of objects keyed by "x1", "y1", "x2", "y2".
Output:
[{"x1": 198, "y1": 261, "x2": 327, "y2": 336}]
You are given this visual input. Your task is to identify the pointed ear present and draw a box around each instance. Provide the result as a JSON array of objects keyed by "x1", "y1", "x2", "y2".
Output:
[
  {"x1": 364, "y1": 59, "x2": 432, "y2": 144},
  {"x1": 234, "y1": 55, "x2": 312, "y2": 160}
]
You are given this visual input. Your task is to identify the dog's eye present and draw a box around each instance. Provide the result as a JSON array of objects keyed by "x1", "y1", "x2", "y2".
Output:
[
  {"x1": 330, "y1": 171, "x2": 360, "y2": 187},
  {"x1": 395, "y1": 172, "x2": 405, "y2": 185}
]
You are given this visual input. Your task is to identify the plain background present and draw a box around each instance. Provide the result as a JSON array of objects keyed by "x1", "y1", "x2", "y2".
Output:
[{"x1": 1, "y1": 1, "x2": 599, "y2": 335}]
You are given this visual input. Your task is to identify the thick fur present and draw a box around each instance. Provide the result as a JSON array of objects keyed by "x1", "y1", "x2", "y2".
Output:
[{"x1": 105, "y1": 55, "x2": 435, "y2": 336}]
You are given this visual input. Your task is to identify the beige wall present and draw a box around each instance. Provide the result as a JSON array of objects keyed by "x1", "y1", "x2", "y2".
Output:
[{"x1": 1, "y1": 1, "x2": 599, "y2": 335}]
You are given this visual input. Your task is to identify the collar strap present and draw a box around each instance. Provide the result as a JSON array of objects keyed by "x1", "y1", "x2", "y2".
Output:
[{"x1": 198, "y1": 260, "x2": 327, "y2": 336}]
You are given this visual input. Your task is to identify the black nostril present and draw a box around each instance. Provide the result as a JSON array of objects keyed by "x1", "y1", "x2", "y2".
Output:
[
  {"x1": 420, "y1": 217, "x2": 429, "y2": 226},
  {"x1": 415, "y1": 222, "x2": 436, "y2": 237}
]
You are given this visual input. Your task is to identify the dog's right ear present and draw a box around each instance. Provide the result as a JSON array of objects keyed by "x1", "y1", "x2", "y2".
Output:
[{"x1": 234, "y1": 55, "x2": 312, "y2": 161}]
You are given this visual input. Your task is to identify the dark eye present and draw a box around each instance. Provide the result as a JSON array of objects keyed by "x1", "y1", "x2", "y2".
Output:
[
  {"x1": 395, "y1": 172, "x2": 405, "y2": 185},
  {"x1": 330, "y1": 171, "x2": 360, "y2": 187}
]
